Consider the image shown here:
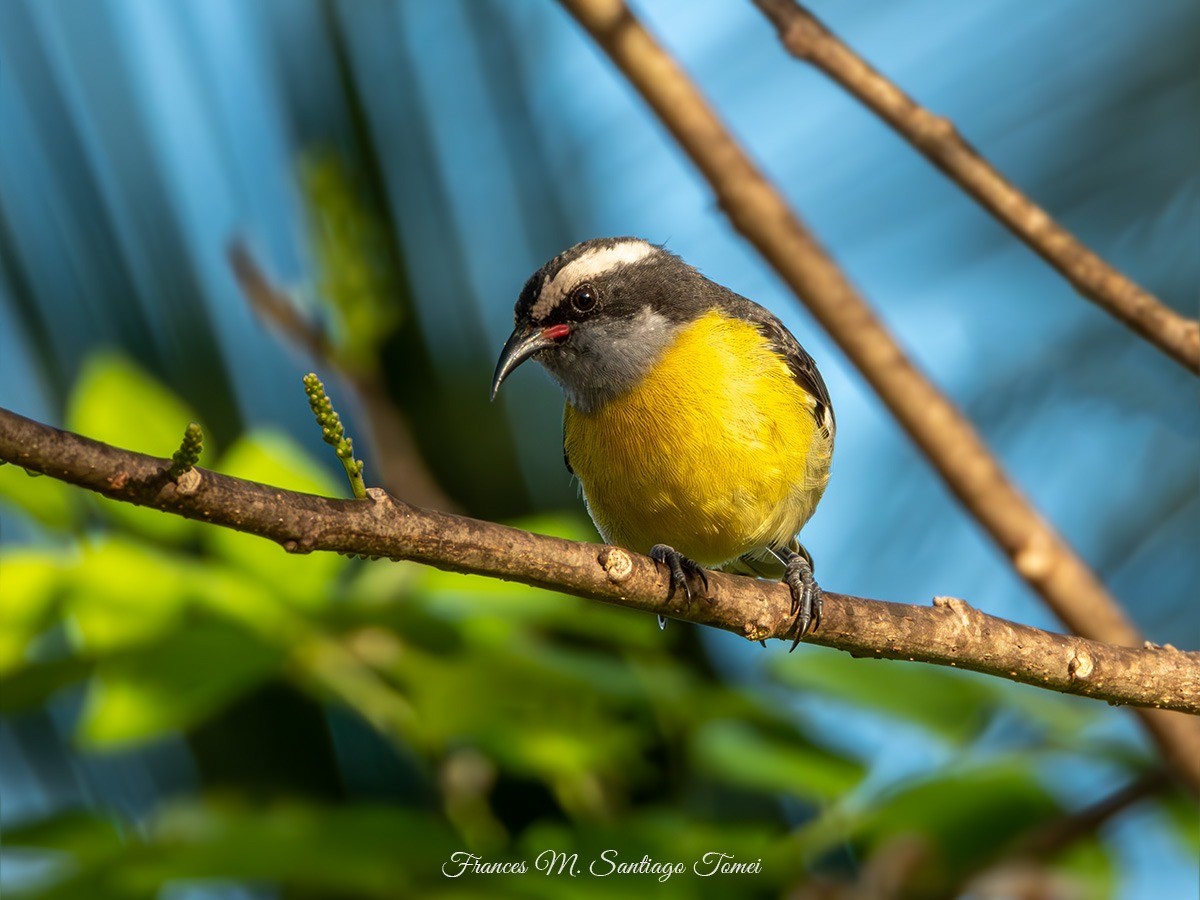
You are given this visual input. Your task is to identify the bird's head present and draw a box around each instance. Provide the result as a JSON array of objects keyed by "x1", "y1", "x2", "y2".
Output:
[{"x1": 492, "y1": 237, "x2": 704, "y2": 412}]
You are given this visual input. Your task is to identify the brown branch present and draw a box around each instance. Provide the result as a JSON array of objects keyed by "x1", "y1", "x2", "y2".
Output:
[
  {"x1": 228, "y1": 242, "x2": 457, "y2": 512},
  {"x1": 555, "y1": 0, "x2": 1200, "y2": 791},
  {"x1": 751, "y1": 0, "x2": 1200, "y2": 375},
  {"x1": 2, "y1": 405, "x2": 1199, "y2": 719},
  {"x1": 1009, "y1": 769, "x2": 1171, "y2": 860},
  {"x1": 228, "y1": 242, "x2": 336, "y2": 362},
  {"x1": 962, "y1": 770, "x2": 1174, "y2": 895}
]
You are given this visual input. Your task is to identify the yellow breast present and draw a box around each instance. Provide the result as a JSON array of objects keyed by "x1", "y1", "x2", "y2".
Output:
[{"x1": 563, "y1": 310, "x2": 831, "y2": 566}]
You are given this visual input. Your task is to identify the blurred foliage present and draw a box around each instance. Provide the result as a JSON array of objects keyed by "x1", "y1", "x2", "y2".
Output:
[
  {"x1": 2, "y1": 2, "x2": 1196, "y2": 892},
  {"x1": 1, "y1": 355, "x2": 1189, "y2": 899},
  {"x1": 300, "y1": 152, "x2": 404, "y2": 375},
  {"x1": 768, "y1": 652, "x2": 1099, "y2": 745}
]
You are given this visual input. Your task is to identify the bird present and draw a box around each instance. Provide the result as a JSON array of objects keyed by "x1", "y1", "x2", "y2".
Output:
[{"x1": 491, "y1": 237, "x2": 834, "y2": 649}]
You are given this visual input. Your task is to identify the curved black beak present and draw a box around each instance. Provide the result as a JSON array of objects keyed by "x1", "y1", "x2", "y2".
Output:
[{"x1": 491, "y1": 327, "x2": 555, "y2": 400}]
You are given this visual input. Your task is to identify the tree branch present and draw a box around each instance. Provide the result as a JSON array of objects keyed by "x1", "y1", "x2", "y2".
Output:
[
  {"x1": 750, "y1": 0, "x2": 1200, "y2": 375},
  {"x1": 2, "y1": 404, "x2": 1198, "y2": 717},
  {"x1": 555, "y1": 0, "x2": 1200, "y2": 791}
]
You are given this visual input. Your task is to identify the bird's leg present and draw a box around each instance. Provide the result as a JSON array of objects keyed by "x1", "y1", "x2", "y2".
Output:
[
  {"x1": 650, "y1": 543, "x2": 710, "y2": 629},
  {"x1": 780, "y1": 544, "x2": 822, "y2": 651}
]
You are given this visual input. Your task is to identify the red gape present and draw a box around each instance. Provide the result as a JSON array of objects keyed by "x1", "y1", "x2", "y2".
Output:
[{"x1": 541, "y1": 324, "x2": 571, "y2": 341}]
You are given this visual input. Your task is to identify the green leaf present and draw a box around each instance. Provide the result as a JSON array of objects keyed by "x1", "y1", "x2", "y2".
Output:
[
  {"x1": 770, "y1": 651, "x2": 996, "y2": 741},
  {"x1": 0, "y1": 551, "x2": 65, "y2": 674},
  {"x1": 6, "y1": 803, "x2": 459, "y2": 899},
  {"x1": 192, "y1": 563, "x2": 306, "y2": 638},
  {"x1": 66, "y1": 354, "x2": 209, "y2": 544},
  {"x1": 390, "y1": 513, "x2": 662, "y2": 649},
  {"x1": 520, "y1": 812, "x2": 795, "y2": 897},
  {"x1": 0, "y1": 462, "x2": 80, "y2": 531},
  {"x1": 769, "y1": 650, "x2": 1095, "y2": 742},
  {"x1": 391, "y1": 643, "x2": 649, "y2": 787},
  {"x1": 1053, "y1": 838, "x2": 1117, "y2": 899},
  {"x1": 300, "y1": 153, "x2": 404, "y2": 370},
  {"x1": 1162, "y1": 791, "x2": 1200, "y2": 855},
  {"x1": 0, "y1": 657, "x2": 94, "y2": 712},
  {"x1": 78, "y1": 619, "x2": 281, "y2": 748},
  {"x1": 64, "y1": 538, "x2": 191, "y2": 655},
  {"x1": 848, "y1": 763, "x2": 1063, "y2": 894},
  {"x1": 2, "y1": 812, "x2": 126, "y2": 868},
  {"x1": 201, "y1": 430, "x2": 345, "y2": 608},
  {"x1": 692, "y1": 720, "x2": 864, "y2": 802},
  {"x1": 505, "y1": 513, "x2": 599, "y2": 544}
]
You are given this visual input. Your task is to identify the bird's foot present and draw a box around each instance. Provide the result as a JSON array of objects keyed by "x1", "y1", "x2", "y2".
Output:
[
  {"x1": 650, "y1": 544, "x2": 709, "y2": 630},
  {"x1": 783, "y1": 546, "x2": 822, "y2": 652}
]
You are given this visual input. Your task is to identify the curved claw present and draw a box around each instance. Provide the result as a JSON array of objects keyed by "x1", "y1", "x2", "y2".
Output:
[
  {"x1": 650, "y1": 544, "x2": 709, "y2": 603},
  {"x1": 784, "y1": 549, "x2": 823, "y2": 652}
]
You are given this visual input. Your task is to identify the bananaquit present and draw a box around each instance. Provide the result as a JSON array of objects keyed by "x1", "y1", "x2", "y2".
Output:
[{"x1": 492, "y1": 237, "x2": 835, "y2": 647}]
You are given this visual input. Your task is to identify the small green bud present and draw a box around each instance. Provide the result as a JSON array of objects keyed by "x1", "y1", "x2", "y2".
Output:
[{"x1": 169, "y1": 423, "x2": 204, "y2": 479}]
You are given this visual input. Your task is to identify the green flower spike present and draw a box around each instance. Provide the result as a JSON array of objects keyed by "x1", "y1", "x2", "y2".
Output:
[
  {"x1": 303, "y1": 373, "x2": 366, "y2": 499},
  {"x1": 168, "y1": 423, "x2": 204, "y2": 479}
]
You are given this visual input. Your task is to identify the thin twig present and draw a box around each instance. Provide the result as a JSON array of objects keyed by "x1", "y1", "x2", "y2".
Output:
[
  {"x1": 962, "y1": 770, "x2": 1174, "y2": 895},
  {"x1": 751, "y1": 0, "x2": 1200, "y2": 375},
  {"x1": 228, "y1": 242, "x2": 456, "y2": 511},
  {"x1": 229, "y1": 241, "x2": 335, "y2": 361},
  {"x1": 2, "y1": 405, "x2": 1199, "y2": 716},
  {"x1": 1011, "y1": 769, "x2": 1172, "y2": 860},
  {"x1": 555, "y1": 0, "x2": 1200, "y2": 791}
]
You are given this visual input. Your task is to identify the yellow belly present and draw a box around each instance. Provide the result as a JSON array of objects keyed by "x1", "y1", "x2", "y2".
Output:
[{"x1": 563, "y1": 311, "x2": 832, "y2": 566}]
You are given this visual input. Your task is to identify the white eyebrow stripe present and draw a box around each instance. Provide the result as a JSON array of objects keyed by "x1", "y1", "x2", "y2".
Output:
[
  {"x1": 555, "y1": 241, "x2": 655, "y2": 288},
  {"x1": 531, "y1": 241, "x2": 656, "y2": 320}
]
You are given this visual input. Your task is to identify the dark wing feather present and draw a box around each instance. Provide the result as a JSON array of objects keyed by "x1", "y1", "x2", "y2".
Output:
[
  {"x1": 562, "y1": 416, "x2": 574, "y2": 476},
  {"x1": 708, "y1": 284, "x2": 835, "y2": 440},
  {"x1": 754, "y1": 314, "x2": 834, "y2": 440}
]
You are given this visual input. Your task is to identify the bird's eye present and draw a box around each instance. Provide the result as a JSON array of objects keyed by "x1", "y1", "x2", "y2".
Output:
[{"x1": 569, "y1": 283, "x2": 599, "y2": 313}]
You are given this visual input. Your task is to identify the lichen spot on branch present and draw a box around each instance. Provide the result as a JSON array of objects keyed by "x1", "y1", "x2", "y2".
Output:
[{"x1": 1068, "y1": 647, "x2": 1095, "y2": 680}]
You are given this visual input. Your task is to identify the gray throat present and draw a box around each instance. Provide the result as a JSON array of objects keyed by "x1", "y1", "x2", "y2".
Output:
[{"x1": 538, "y1": 307, "x2": 680, "y2": 414}]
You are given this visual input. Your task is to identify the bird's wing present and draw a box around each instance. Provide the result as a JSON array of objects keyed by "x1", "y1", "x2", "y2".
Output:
[
  {"x1": 561, "y1": 415, "x2": 575, "y2": 476},
  {"x1": 714, "y1": 288, "x2": 835, "y2": 441},
  {"x1": 723, "y1": 538, "x2": 815, "y2": 579},
  {"x1": 721, "y1": 551, "x2": 785, "y2": 580}
]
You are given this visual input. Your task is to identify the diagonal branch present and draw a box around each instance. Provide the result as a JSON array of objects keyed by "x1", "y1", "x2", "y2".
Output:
[
  {"x1": 751, "y1": 0, "x2": 1200, "y2": 374},
  {"x1": 2, "y1": 404, "x2": 1198, "y2": 718},
  {"x1": 962, "y1": 769, "x2": 1173, "y2": 894},
  {"x1": 1006, "y1": 769, "x2": 1171, "y2": 860},
  {"x1": 555, "y1": 0, "x2": 1200, "y2": 791}
]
